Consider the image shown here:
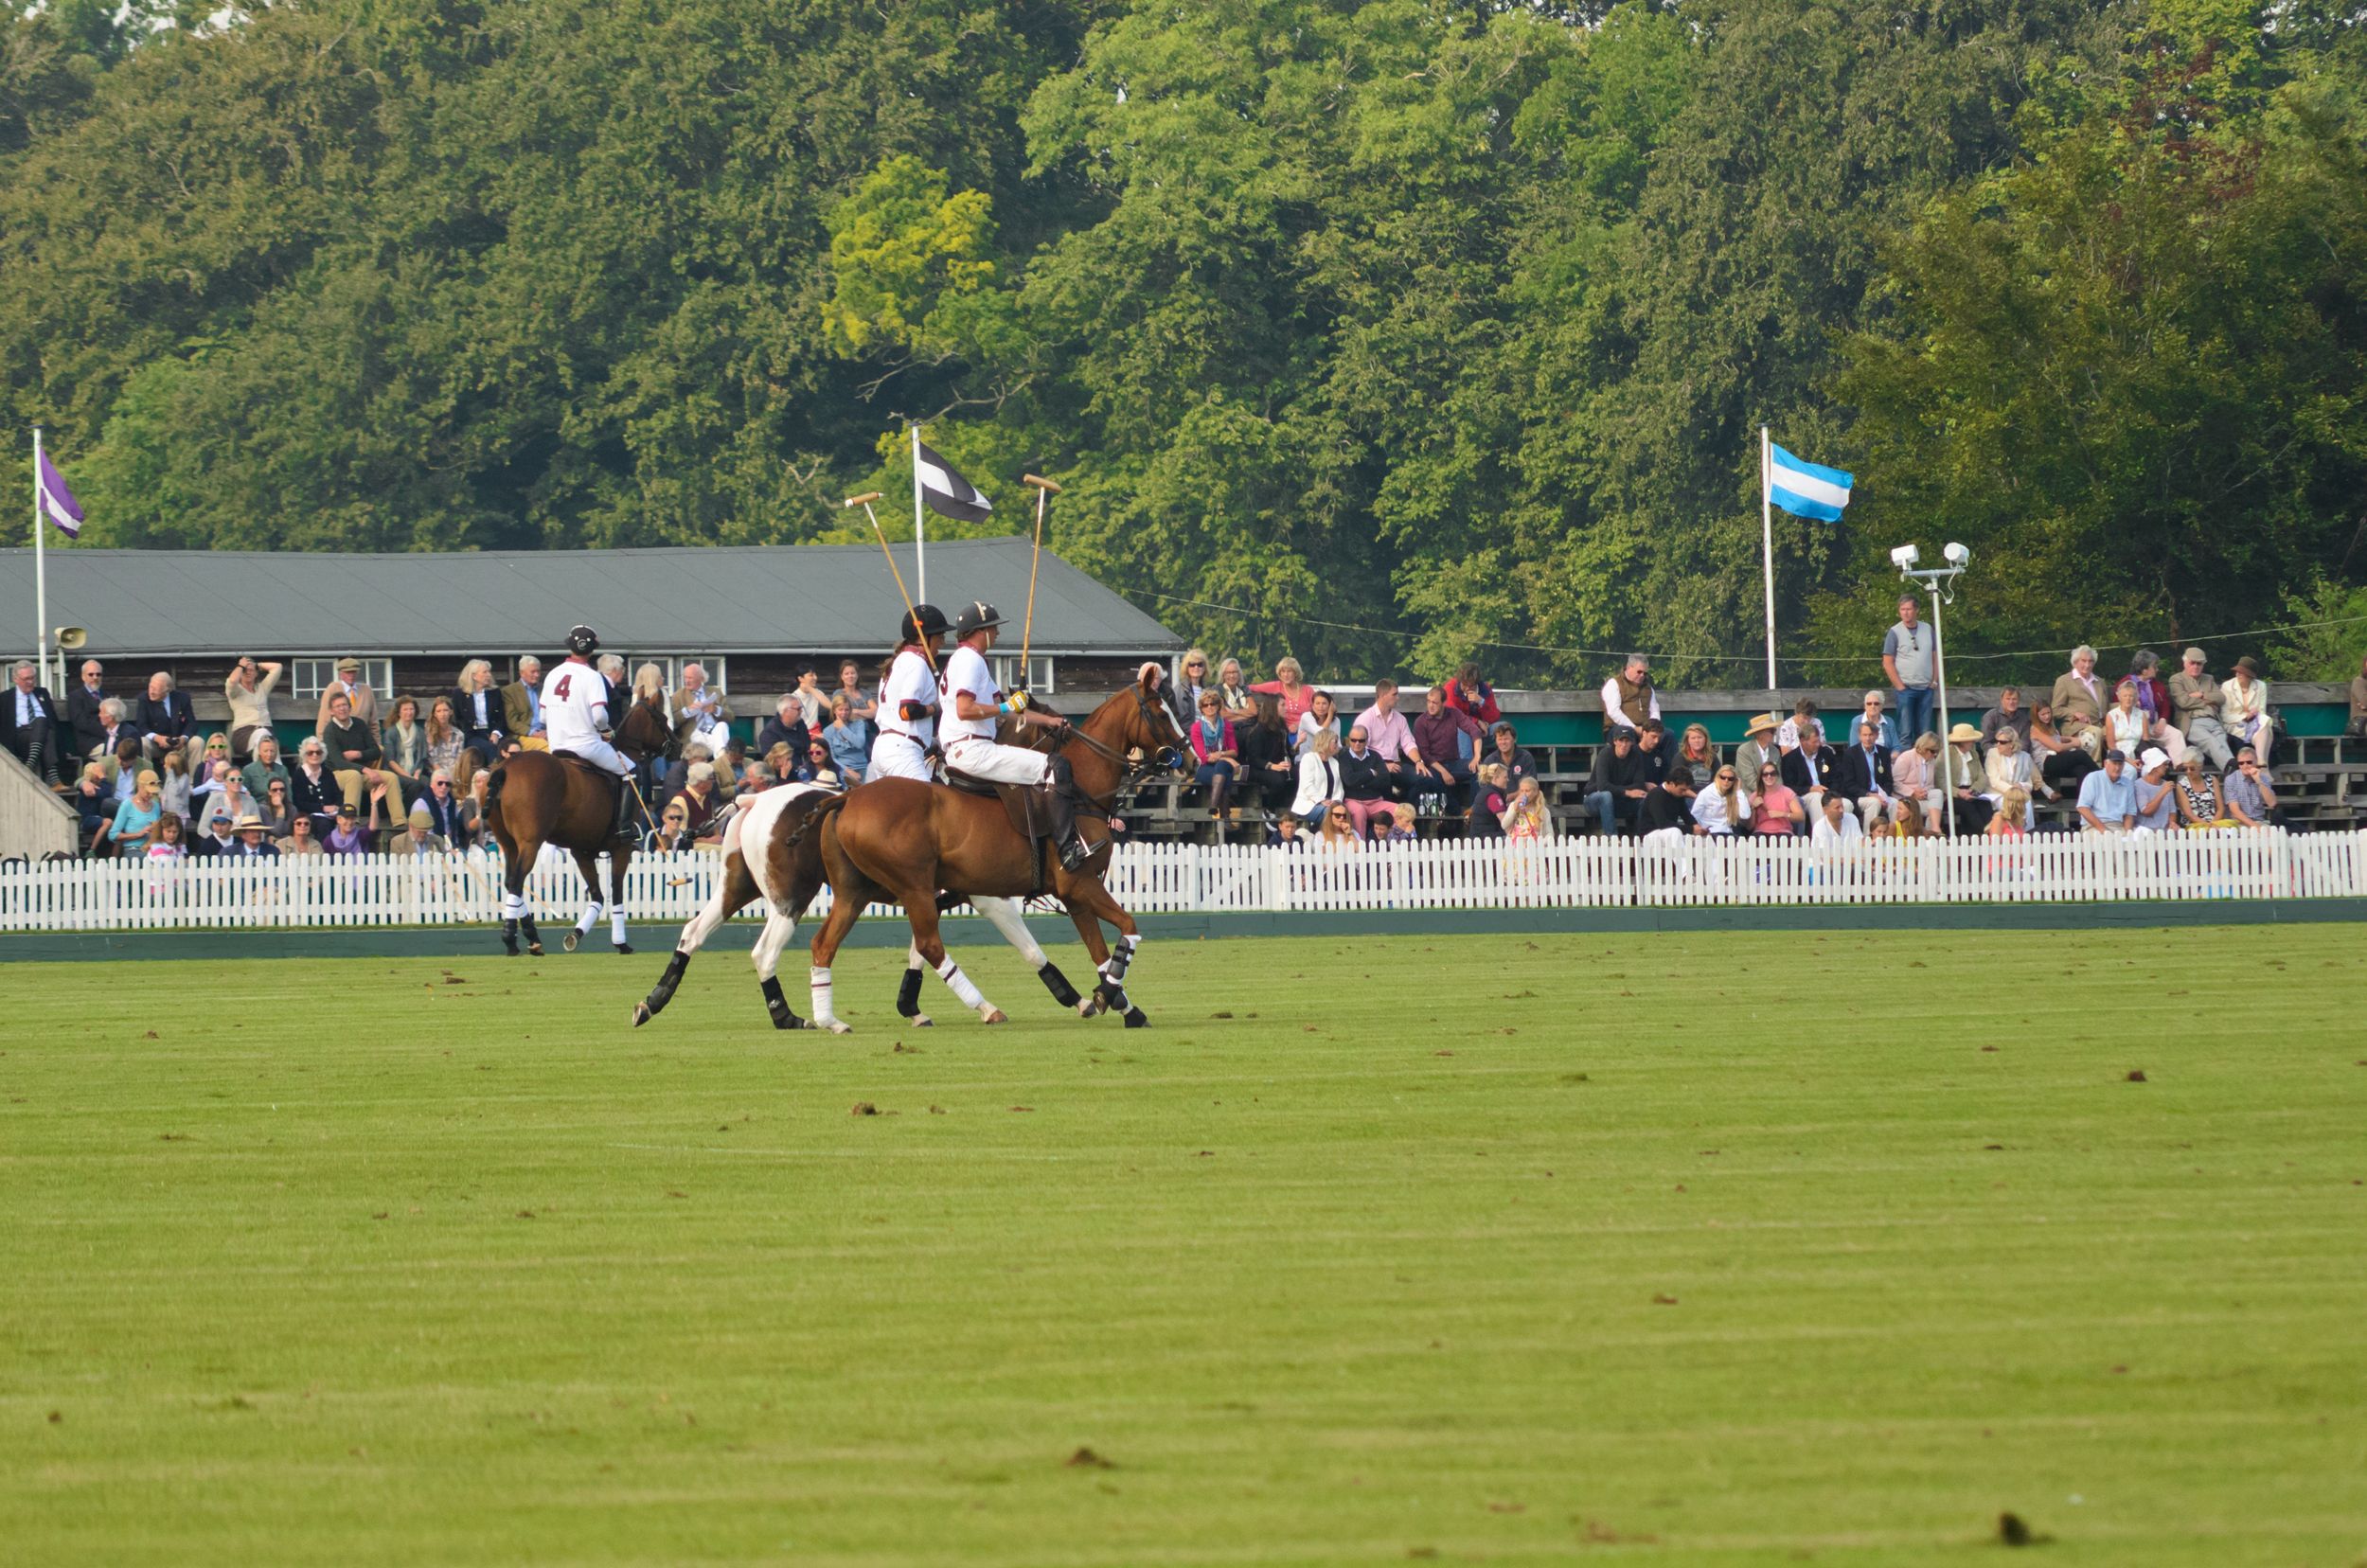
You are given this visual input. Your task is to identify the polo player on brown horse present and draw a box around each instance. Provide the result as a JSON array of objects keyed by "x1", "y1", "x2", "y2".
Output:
[
  {"x1": 485, "y1": 625, "x2": 674, "y2": 956},
  {"x1": 797, "y1": 657, "x2": 1187, "y2": 1032}
]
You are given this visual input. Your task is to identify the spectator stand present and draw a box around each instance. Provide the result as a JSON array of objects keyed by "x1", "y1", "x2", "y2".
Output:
[{"x1": 0, "y1": 743, "x2": 80, "y2": 864}]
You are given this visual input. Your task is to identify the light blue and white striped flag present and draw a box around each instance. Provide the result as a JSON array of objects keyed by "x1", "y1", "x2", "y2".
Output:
[{"x1": 1766, "y1": 443, "x2": 1853, "y2": 523}]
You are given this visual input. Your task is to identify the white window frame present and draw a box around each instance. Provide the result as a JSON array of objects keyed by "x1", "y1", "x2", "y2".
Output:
[
  {"x1": 290, "y1": 657, "x2": 392, "y2": 703},
  {"x1": 991, "y1": 654, "x2": 1053, "y2": 696},
  {"x1": 629, "y1": 655, "x2": 728, "y2": 695}
]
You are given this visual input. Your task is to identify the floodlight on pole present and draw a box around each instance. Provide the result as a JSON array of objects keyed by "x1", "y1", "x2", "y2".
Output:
[{"x1": 1894, "y1": 542, "x2": 1972, "y2": 837}]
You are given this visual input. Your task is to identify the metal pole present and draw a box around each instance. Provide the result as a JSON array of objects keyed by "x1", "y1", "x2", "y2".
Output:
[
  {"x1": 911, "y1": 422, "x2": 926, "y2": 605},
  {"x1": 1931, "y1": 579, "x2": 1955, "y2": 839},
  {"x1": 33, "y1": 425, "x2": 49, "y2": 693},
  {"x1": 1760, "y1": 425, "x2": 1776, "y2": 693}
]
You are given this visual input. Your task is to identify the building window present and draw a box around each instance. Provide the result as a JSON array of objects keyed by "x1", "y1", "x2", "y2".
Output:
[
  {"x1": 290, "y1": 657, "x2": 392, "y2": 702},
  {"x1": 991, "y1": 654, "x2": 1053, "y2": 695}
]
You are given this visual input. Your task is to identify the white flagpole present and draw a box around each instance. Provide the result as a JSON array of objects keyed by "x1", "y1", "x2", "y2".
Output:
[
  {"x1": 33, "y1": 425, "x2": 49, "y2": 693},
  {"x1": 1760, "y1": 424, "x2": 1776, "y2": 693},
  {"x1": 911, "y1": 422, "x2": 927, "y2": 605}
]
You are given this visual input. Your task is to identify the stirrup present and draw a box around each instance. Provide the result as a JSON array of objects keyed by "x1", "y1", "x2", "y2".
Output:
[{"x1": 1058, "y1": 835, "x2": 1094, "y2": 871}]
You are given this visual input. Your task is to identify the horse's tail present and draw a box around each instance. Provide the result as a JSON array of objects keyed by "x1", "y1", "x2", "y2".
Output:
[{"x1": 484, "y1": 761, "x2": 507, "y2": 830}]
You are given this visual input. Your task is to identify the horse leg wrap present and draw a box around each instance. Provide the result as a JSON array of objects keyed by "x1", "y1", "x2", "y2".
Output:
[
  {"x1": 611, "y1": 907, "x2": 629, "y2": 947},
  {"x1": 646, "y1": 951, "x2": 688, "y2": 1012},
  {"x1": 574, "y1": 901, "x2": 600, "y2": 938},
  {"x1": 897, "y1": 967, "x2": 927, "y2": 1019},
  {"x1": 502, "y1": 890, "x2": 526, "y2": 921},
  {"x1": 1103, "y1": 933, "x2": 1141, "y2": 985},
  {"x1": 934, "y1": 956, "x2": 988, "y2": 1012},
  {"x1": 810, "y1": 966, "x2": 848, "y2": 1033},
  {"x1": 1037, "y1": 962, "x2": 1081, "y2": 1008},
  {"x1": 1122, "y1": 1006, "x2": 1149, "y2": 1028},
  {"x1": 1094, "y1": 977, "x2": 1127, "y2": 1013},
  {"x1": 760, "y1": 975, "x2": 804, "y2": 1030},
  {"x1": 502, "y1": 918, "x2": 520, "y2": 954}
]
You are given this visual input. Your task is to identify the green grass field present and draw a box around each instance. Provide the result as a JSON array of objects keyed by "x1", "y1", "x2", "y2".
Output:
[{"x1": 4, "y1": 928, "x2": 2364, "y2": 1566}]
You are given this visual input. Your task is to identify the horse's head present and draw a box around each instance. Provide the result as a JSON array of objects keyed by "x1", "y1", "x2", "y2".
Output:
[
  {"x1": 1125, "y1": 662, "x2": 1189, "y2": 775},
  {"x1": 615, "y1": 689, "x2": 676, "y2": 764}
]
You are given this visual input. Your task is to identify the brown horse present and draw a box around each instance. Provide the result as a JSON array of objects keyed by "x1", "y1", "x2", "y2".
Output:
[
  {"x1": 799, "y1": 663, "x2": 1187, "y2": 1032},
  {"x1": 485, "y1": 688, "x2": 673, "y2": 956}
]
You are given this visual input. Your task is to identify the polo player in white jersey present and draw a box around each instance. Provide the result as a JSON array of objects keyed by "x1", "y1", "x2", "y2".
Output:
[
  {"x1": 939, "y1": 600, "x2": 1092, "y2": 871},
  {"x1": 539, "y1": 624, "x2": 633, "y2": 844},
  {"x1": 871, "y1": 604, "x2": 949, "y2": 783}
]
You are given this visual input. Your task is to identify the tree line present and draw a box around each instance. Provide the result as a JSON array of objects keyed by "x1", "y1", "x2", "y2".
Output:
[{"x1": 5, "y1": 0, "x2": 2363, "y2": 687}]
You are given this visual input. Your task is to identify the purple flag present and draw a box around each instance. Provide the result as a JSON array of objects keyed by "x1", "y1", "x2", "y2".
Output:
[{"x1": 37, "y1": 448, "x2": 83, "y2": 538}]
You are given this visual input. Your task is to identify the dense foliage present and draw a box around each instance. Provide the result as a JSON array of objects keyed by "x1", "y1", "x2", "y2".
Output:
[{"x1": 5, "y1": 0, "x2": 2362, "y2": 686}]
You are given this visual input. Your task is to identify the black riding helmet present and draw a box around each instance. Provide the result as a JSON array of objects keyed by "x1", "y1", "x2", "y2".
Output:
[
  {"x1": 566, "y1": 625, "x2": 599, "y2": 656},
  {"x1": 953, "y1": 601, "x2": 1006, "y2": 639},
  {"x1": 899, "y1": 603, "x2": 951, "y2": 644}
]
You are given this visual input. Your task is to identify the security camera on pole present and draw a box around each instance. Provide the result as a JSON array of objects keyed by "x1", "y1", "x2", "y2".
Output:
[{"x1": 1891, "y1": 542, "x2": 1973, "y2": 835}]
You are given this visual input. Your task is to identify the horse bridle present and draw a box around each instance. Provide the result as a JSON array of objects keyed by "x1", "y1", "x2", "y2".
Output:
[{"x1": 1018, "y1": 686, "x2": 1184, "y2": 811}]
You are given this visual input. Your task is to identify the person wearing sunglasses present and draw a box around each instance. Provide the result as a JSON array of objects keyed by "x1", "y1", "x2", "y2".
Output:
[
  {"x1": 1167, "y1": 649, "x2": 1212, "y2": 728},
  {"x1": 1749, "y1": 762, "x2": 1804, "y2": 835},
  {"x1": 1316, "y1": 802, "x2": 1362, "y2": 848},
  {"x1": 2221, "y1": 746, "x2": 2280, "y2": 828},
  {"x1": 1691, "y1": 765, "x2": 1747, "y2": 836}
]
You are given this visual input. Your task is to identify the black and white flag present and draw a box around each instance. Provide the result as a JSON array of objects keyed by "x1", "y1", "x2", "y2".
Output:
[{"x1": 915, "y1": 440, "x2": 994, "y2": 524}]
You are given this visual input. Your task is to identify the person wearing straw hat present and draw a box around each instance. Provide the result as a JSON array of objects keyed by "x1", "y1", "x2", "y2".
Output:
[
  {"x1": 313, "y1": 656, "x2": 379, "y2": 741},
  {"x1": 217, "y1": 812, "x2": 279, "y2": 861},
  {"x1": 1943, "y1": 722, "x2": 1995, "y2": 835},
  {"x1": 1733, "y1": 712, "x2": 1783, "y2": 795}
]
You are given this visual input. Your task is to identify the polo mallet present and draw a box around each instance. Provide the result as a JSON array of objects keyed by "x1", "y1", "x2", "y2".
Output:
[
  {"x1": 1019, "y1": 473, "x2": 1061, "y2": 680},
  {"x1": 845, "y1": 491, "x2": 939, "y2": 676}
]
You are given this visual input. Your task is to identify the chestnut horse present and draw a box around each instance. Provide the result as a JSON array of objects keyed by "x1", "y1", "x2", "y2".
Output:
[
  {"x1": 801, "y1": 663, "x2": 1187, "y2": 1032},
  {"x1": 485, "y1": 688, "x2": 673, "y2": 956}
]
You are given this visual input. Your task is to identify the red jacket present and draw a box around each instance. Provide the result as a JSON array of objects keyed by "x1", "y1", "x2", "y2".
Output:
[{"x1": 1441, "y1": 679, "x2": 1500, "y2": 727}]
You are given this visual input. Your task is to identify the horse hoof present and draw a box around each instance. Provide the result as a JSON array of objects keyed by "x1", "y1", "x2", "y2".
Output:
[
  {"x1": 614, "y1": 943, "x2": 633, "y2": 955},
  {"x1": 980, "y1": 1007, "x2": 1006, "y2": 1025},
  {"x1": 825, "y1": 1020, "x2": 854, "y2": 1036},
  {"x1": 1078, "y1": 997, "x2": 1105, "y2": 1019},
  {"x1": 632, "y1": 1003, "x2": 651, "y2": 1028},
  {"x1": 562, "y1": 931, "x2": 580, "y2": 953},
  {"x1": 527, "y1": 943, "x2": 544, "y2": 957},
  {"x1": 907, "y1": 1013, "x2": 934, "y2": 1029},
  {"x1": 1122, "y1": 1007, "x2": 1149, "y2": 1028}
]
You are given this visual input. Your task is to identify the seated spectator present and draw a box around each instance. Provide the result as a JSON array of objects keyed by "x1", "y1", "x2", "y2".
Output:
[
  {"x1": 156, "y1": 744, "x2": 197, "y2": 822},
  {"x1": 2349, "y1": 652, "x2": 2367, "y2": 739},
  {"x1": 240, "y1": 732, "x2": 290, "y2": 804},
  {"x1": 1353, "y1": 681, "x2": 1422, "y2": 799},
  {"x1": 1212, "y1": 657, "x2": 1258, "y2": 722},
  {"x1": 2174, "y1": 755, "x2": 2228, "y2": 828},
  {"x1": 1187, "y1": 690, "x2": 1239, "y2": 821},
  {"x1": 1466, "y1": 762, "x2": 1511, "y2": 841},
  {"x1": 452, "y1": 659, "x2": 507, "y2": 762},
  {"x1": 324, "y1": 803, "x2": 374, "y2": 857},
  {"x1": 1253, "y1": 656, "x2": 1315, "y2": 730},
  {"x1": 500, "y1": 655, "x2": 544, "y2": 750},
  {"x1": 1502, "y1": 775, "x2": 1551, "y2": 840},
  {"x1": 831, "y1": 659, "x2": 879, "y2": 725},
  {"x1": 148, "y1": 810, "x2": 192, "y2": 866},
  {"x1": 2133, "y1": 749, "x2": 2178, "y2": 834},
  {"x1": 1669, "y1": 722, "x2": 1717, "y2": 789},
  {"x1": 2222, "y1": 745, "x2": 2279, "y2": 827},
  {"x1": 1984, "y1": 728, "x2": 2037, "y2": 828},
  {"x1": 1601, "y1": 653, "x2": 1659, "y2": 733},
  {"x1": 1844, "y1": 690, "x2": 1900, "y2": 754},
  {"x1": 1337, "y1": 723, "x2": 1394, "y2": 838},
  {"x1": 661, "y1": 741, "x2": 713, "y2": 809},
  {"x1": 1294, "y1": 688, "x2": 1342, "y2": 756},
  {"x1": 2075, "y1": 749, "x2": 2138, "y2": 834},
  {"x1": 1166, "y1": 648, "x2": 1211, "y2": 727},
  {"x1": 823, "y1": 697, "x2": 872, "y2": 782},
  {"x1": 2106, "y1": 678, "x2": 2182, "y2": 767},
  {"x1": 1630, "y1": 718, "x2": 1671, "y2": 785},
  {"x1": 194, "y1": 763, "x2": 250, "y2": 838},
  {"x1": 1809, "y1": 790, "x2": 1864, "y2": 850},
  {"x1": 288, "y1": 737, "x2": 342, "y2": 834},
  {"x1": 276, "y1": 814, "x2": 325, "y2": 856},
  {"x1": 2220, "y1": 656, "x2": 2272, "y2": 765},
  {"x1": 416, "y1": 769, "x2": 464, "y2": 841},
  {"x1": 1978, "y1": 686, "x2": 2026, "y2": 749},
  {"x1": 790, "y1": 667, "x2": 828, "y2": 730},
  {"x1": 91, "y1": 696, "x2": 138, "y2": 760},
  {"x1": 1442, "y1": 662, "x2": 1502, "y2": 728},
  {"x1": 679, "y1": 761, "x2": 726, "y2": 843},
  {"x1": 794, "y1": 740, "x2": 843, "y2": 791},
  {"x1": 100, "y1": 736, "x2": 147, "y2": 805},
  {"x1": 65, "y1": 657, "x2": 111, "y2": 759},
  {"x1": 1889, "y1": 797, "x2": 1926, "y2": 839},
  {"x1": 648, "y1": 799, "x2": 692, "y2": 853},
  {"x1": 425, "y1": 696, "x2": 467, "y2": 780},
  {"x1": 1381, "y1": 801, "x2": 1418, "y2": 844},
  {"x1": 1733, "y1": 713, "x2": 1783, "y2": 794},
  {"x1": 395, "y1": 804, "x2": 449, "y2": 856},
  {"x1": 1776, "y1": 698, "x2": 1822, "y2": 753},
  {"x1": 740, "y1": 761, "x2": 775, "y2": 796},
  {"x1": 1779, "y1": 725, "x2": 1844, "y2": 817},
  {"x1": 2049, "y1": 645, "x2": 2109, "y2": 760},
  {"x1": 755, "y1": 693, "x2": 810, "y2": 760},
  {"x1": 1836, "y1": 720, "x2": 1898, "y2": 830},
  {"x1": 2024, "y1": 700, "x2": 2092, "y2": 794},
  {"x1": 1237, "y1": 697, "x2": 1298, "y2": 816},
  {"x1": 1749, "y1": 758, "x2": 1804, "y2": 835},
  {"x1": 1637, "y1": 769, "x2": 1696, "y2": 845},
  {"x1": 320, "y1": 691, "x2": 388, "y2": 813},
  {"x1": 456, "y1": 771, "x2": 495, "y2": 850},
  {"x1": 1891, "y1": 732, "x2": 1942, "y2": 834},
  {"x1": 189, "y1": 810, "x2": 236, "y2": 860},
  {"x1": 1316, "y1": 801, "x2": 1363, "y2": 849},
  {"x1": 69, "y1": 761, "x2": 114, "y2": 840},
  {"x1": 1487, "y1": 722, "x2": 1538, "y2": 790},
  {"x1": 379, "y1": 696, "x2": 430, "y2": 809},
  {"x1": 222, "y1": 657, "x2": 283, "y2": 763},
  {"x1": 2127, "y1": 650, "x2": 2180, "y2": 749},
  {"x1": 1691, "y1": 763, "x2": 1747, "y2": 836},
  {"x1": 1985, "y1": 788, "x2": 2031, "y2": 840},
  {"x1": 716, "y1": 737, "x2": 749, "y2": 795},
  {"x1": 313, "y1": 656, "x2": 380, "y2": 740},
  {"x1": 135, "y1": 670, "x2": 196, "y2": 765},
  {"x1": 2170, "y1": 649, "x2": 2232, "y2": 768},
  {"x1": 1943, "y1": 723, "x2": 1996, "y2": 835},
  {"x1": 1410, "y1": 685, "x2": 1479, "y2": 815},
  {"x1": 1584, "y1": 726, "x2": 1651, "y2": 838},
  {"x1": 94, "y1": 768, "x2": 164, "y2": 858},
  {"x1": 219, "y1": 813, "x2": 279, "y2": 862},
  {"x1": 256, "y1": 775, "x2": 295, "y2": 839},
  {"x1": 187, "y1": 735, "x2": 231, "y2": 810},
  {"x1": 763, "y1": 740, "x2": 797, "y2": 783}
]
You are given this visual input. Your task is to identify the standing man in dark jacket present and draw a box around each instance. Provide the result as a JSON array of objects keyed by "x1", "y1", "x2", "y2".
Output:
[
  {"x1": 3, "y1": 660, "x2": 66, "y2": 784},
  {"x1": 135, "y1": 671, "x2": 195, "y2": 765},
  {"x1": 1581, "y1": 727, "x2": 1651, "y2": 838}
]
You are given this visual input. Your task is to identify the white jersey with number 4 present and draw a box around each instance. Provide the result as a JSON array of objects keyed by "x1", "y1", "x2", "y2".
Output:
[{"x1": 540, "y1": 658, "x2": 625, "y2": 774}]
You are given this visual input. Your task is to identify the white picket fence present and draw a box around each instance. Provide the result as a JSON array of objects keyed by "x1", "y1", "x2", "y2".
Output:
[{"x1": 2, "y1": 830, "x2": 2361, "y2": 934}]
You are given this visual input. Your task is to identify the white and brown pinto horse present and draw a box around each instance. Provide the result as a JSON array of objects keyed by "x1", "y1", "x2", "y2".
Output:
[{"x1": 632, "y1": 665, "x2": 1186, "y2": 1031}]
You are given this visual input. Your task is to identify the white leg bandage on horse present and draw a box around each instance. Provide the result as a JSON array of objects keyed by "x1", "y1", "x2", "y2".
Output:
[
  {"x1": 907, "y1": 942, "x2": 925, "y2": 973},
  {"x1": 503, "y1": 889, "x2": 526, "y2": 921},
  {"x1": 575, "y1": 900, "x2": 600, "y2": 937},
  {"x1": 934, "y1": 955, "x2": 988, "y2": 1011},
  {"x1": 809, "y1": 965, "x2": 836, "y2": 1025},
  {"x1": 978, "y1": 897, "x2": 1046, "y2": 968},
  {"x1": 611, "y1": 907, "x2": 629, "y2": 945}
]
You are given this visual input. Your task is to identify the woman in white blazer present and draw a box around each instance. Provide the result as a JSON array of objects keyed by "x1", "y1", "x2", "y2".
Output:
[{"x1": 1289, "y1": 726, "x2": 1344, "y2": 826}]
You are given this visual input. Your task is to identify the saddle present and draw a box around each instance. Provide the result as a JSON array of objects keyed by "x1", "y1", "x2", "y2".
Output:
[
  {"x1": 944, "y1": 767, "x2": 1059, "y2": 839},
  {"x1": 551, "y1": 749, "x2": 620, "y2": 788}
]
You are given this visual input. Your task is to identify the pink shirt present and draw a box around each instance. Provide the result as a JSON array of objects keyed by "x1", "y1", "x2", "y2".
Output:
[
  {"x1": 1353, "y1": 704, "x2": 1416, "y2": 762},
  {"x1": 1752, "y1": 785, "x2": 1803, "y2": 834}
]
